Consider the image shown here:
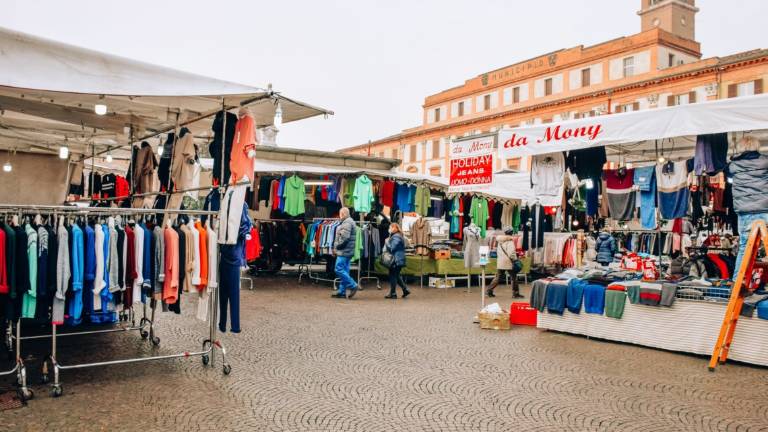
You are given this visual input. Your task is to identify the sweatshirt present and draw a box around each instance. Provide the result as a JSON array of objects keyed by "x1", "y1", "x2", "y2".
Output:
[
  {"x1": 22, "y1": 224, "x2": 38, "y2": 318},
  {"x1": 53, "y1": 224, "x2": 71, "y2": 324}
]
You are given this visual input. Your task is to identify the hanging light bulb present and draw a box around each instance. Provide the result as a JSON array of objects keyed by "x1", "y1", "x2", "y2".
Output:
[
  {"x1": 273, "y1": 101, "x2": 283, "y2": 128},
  {"x1": 658, "y1": 156, "x2": 666, "y2": 164},
  {"x1": 3, "y1": 162, "x2": 11, "y2": 173},
  {"x1": 573, "y1": 220, "x2": 580, "y2": 227},
  {"x1": 94, "y1": 104, "x2": 107, "y2": 115},
  {"x1": 106, "y1": 153, "x2": 113, "y2": 163},
  {"x1": 59, "y1": 145, "x2": 69, "y2": 159},
  {"x1": 157, "y1": 145, "x2": 164, "y2": 157}
]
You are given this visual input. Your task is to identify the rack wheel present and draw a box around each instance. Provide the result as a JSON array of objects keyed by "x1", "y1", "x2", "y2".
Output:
[
  {"x1": 50, "y1": 385, "x2": 63, "y2": 398},
  {"x1": 19, "y1": 388, "x2": 33, "y2": 401},
  {"x1": 151, "y1": 336, "x2": 161, "y2": 346},
  {"x1": 40, "y1": 373, "x2": 49, "y2": 384},
  {"x1": 140, "y1": 330, "x2": 149, "y2": 339},
  {"x1": 202, "y1": 354, "x2": 210, "y2": 366},
  {"x1": 222, "y1": 364, "x2": 232, "y2": 375}
]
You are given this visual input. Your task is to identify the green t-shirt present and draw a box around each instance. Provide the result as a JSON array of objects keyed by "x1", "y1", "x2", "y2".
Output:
[{"x1": 282, "y1": 175, "x2": 306, "y2": 216}]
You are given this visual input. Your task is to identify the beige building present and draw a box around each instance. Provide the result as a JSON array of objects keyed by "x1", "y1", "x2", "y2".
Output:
[{"x1": 341, "y1": 0, "x2": 767, "y2": 177}]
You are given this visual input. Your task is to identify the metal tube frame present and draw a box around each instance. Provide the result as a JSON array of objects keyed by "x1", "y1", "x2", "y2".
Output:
[
  {"x1": 1, "y1": 319, "x2": 32, "y2": 401},
  {"x1": 1, "y1": 202, "x2": 231, "y2": 397}
]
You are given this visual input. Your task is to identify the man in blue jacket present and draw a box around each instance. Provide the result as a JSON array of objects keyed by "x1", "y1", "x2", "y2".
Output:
[{"x1": 332, "y1": 207, "x2": 358, "y2": 299}]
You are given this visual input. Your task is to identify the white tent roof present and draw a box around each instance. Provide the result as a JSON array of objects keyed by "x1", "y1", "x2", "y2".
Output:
[
  {"x1": 498, "y1": 94, "x2": 768, "y2": 160},
  {"x1": 0, "y1": 27, "x2": 333, "y2": 157}
]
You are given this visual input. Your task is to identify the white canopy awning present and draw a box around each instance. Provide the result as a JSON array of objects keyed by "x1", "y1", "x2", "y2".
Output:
[
  {"x1": 0, "y1": 27, "x2": 333, "y2": 157},
  {"x1": 498, "y1": 94, "x2": 768, "y2": 159}
]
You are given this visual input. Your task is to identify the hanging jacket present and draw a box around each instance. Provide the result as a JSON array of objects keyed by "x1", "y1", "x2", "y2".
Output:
[
  {"x1": 726, "y1": 151, "x2": 768, "y2": 214},
  {"x1": 229, "y1": 113, "x2": 257, "y2": 184},
  {"x1": 209, "y1": 111, "x2": 238, "y2": 184},
  {"x1": 170, "y1": 131, "x2": 197, "y2": 191},
  {"x1": 595, "y1": 232, "x2": 616, "y2": 264},
  {"x1": 22, "y1": 225, "x2": 38, "y2": 318}
]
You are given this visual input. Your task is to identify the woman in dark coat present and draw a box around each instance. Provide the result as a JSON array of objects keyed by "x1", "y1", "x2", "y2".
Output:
[{"x1": 384, "y1": 223, "x2": 410, "y2": 299}]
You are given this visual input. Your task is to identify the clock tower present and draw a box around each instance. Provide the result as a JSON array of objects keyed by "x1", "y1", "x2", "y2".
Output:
[{"x1": 638, "y1": 0, "x2": 699, "y2": 41}]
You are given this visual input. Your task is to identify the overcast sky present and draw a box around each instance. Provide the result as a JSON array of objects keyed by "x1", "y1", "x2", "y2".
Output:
[{"x1": 2, "y1": 1, "x2": 766, "y2": 152}]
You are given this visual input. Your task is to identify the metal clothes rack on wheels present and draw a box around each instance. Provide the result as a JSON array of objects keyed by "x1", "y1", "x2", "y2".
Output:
[
  {"x1": 0, "y1": 204, "x2": 231, "y2": 398},
  {"x1": 300, "y1": 218, "x2": 341, "y2": 286}
]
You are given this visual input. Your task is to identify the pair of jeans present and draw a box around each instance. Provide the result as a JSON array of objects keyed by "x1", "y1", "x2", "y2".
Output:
[
  {"x1": 334, "y1": 255, "x2": 357, "y2": 295},
  {"x1": 734, "y1": 212, "x2": 768, "y2": 276},
  {"x1": 219, "y1": 260, "x2": 241, "y2": 333},
  {"x1": 487, "y1": 269, "x2": 519, "y2": 294},
  {"x1": 388, "y1": 265, "x2": 408, "y2": 296}
]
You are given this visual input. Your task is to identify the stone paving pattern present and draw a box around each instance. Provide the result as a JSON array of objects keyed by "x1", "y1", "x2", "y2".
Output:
[{"x1": 2, "y1": 276, "x2": 768, "y2": 431}]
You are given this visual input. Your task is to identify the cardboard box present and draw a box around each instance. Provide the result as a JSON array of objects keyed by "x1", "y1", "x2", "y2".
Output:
[{"x1": 478, "y1": 311, "x2": 511, "y2": 330}]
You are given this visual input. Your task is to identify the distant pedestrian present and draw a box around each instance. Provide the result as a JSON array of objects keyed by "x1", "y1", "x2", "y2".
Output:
[
  {"x1": 486, "y1": 232, "x2": 523, "y2": 298},
  {"x1": 384, "y1": 223, "x2": 410, "y2": 299},
  {"x1": 332, "y1": 207, "x2": 359, "y2": 299}
]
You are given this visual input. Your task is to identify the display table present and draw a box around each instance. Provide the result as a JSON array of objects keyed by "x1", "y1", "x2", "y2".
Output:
[
  {"x1": 373, "y1": 256, "x2": 497, "y2": 276},
  {"x1": 537, "y1": 299, "x2": 768, "y2": 367}
]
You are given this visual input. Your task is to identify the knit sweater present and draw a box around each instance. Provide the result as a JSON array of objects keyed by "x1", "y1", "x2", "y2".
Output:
[
  {"x1": 545, "y1": 281, "x2": 568, "y2": 315},
  {"x1": 108, "y1": 224, "x2": 120, "y2": 293},
  {"x1": 566, "y1": 279, "x2": 587, "y2": 314},
  {"x1": 583, "y1": 284, "x2": 605, "y2": 314},
  {"x1": 53, "y1": 224, "x2": 71, "y2": 324}
]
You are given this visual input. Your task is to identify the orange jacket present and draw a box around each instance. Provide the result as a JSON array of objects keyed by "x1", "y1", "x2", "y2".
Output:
[
  {"x1": 230, "y1": 113, "x2": 257, "y2": 183},
  {"x1": 195, "y1": 221, "x2": 208, "y2": 290}
]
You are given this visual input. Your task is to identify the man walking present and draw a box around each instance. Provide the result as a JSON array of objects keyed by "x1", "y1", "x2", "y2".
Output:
[{"x1": 332, "y1": 207, "x2": 358, "y2": 299}]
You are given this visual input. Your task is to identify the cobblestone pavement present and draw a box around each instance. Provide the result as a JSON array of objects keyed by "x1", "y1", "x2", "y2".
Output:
[{"x1": 2, "y1": 275, "x2": 768, "y2": 431}]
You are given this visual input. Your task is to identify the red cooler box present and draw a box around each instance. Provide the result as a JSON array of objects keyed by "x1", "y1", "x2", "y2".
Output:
[{"x1": 509, "y1": 302, "x2": 537, "y2": 326}]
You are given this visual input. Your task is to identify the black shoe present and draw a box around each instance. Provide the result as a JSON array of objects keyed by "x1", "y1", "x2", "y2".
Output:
[
  {"x1": 512, "y1": 293, "x2": 524, "y2": 299},
  {"x1": 348, "y1": 286, "x2": 358, "y2": 299},
  {"x1": 402, "y1": 290, "x2": 411, "y2": 298},
  {"x1": 486, "y1": 290, "x2": 496, "y2": 298},
  {"x1": 331, "y1": 293, "x2": 346, "y2": 298},
  {"x1": 385, "y1": 294, "x2": 397, "y2": 299}
]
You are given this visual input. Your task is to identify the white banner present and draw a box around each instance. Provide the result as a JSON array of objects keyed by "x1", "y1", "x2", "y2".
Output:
[
  {"x1": 448, "y1": 134, "x2": 494, "y2": 193},
  {"x1": 499, "y1": 93, "x2": 768, "y2": 158}
]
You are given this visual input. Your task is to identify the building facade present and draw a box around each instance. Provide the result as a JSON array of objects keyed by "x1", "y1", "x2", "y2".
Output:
[{"x1": 341, "y1": 0, "x2": 767, "y2": 177}]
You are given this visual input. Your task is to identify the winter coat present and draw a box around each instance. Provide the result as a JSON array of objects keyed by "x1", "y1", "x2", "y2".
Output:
[
  {"x1": 727, "y1": 151, "x2": 768, "y2": 214},
  {"x1": 411, "y1": 218, "x2": 431, "y2": 256},
  {"x1": 495, "y1": 235, "x2": 519, "y2": 270},
  {"x1": 334, "y1": 217, "x2": 357, "y2": 258},
  {"x1": 595, "y1": 232, "x2": 616, "y2": 264},
  {"x1": 385, "y1": 233, "x2": 406, "y2": 267}
]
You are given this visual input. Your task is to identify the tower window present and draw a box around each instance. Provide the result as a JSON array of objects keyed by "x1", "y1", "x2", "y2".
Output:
[
  {"x1": 458, "y1": 101, "x2": 465, "y2": 116},
  {"x1": 581, "y1": 68, "x2": 591, "y2": 87},
  {"x1": 544, "y1": 78, "x2": 553, "y2": 96},
  {"x1": 623, "y1": 57, "x2": 635, "y2": 78},
  {"x1": 483, "y1": 94, "x2": 491, "y2": 111}
]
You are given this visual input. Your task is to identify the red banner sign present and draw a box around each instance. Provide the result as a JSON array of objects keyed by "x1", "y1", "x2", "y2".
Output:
[{"x1": 448, "y1": 135, "x2": 494, "y2": 192}]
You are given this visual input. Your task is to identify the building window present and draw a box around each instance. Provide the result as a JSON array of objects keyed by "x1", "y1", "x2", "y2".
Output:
[
  {"x1": 506, "y1": 158, "x2": 521, "y2": 171},
  {"x1": 544, "y1": 78, "x2": 553, "y2": 96},
  {"x1": 512, "y1": 87, "x2": 520, "y2": 104},
  {"x1": 429, "y1": 166, "x2": 441, "y2": 176},
  {"x1": 434, "y1": 108, "x2": 441, "y2": 122},
  {"x1": 623, "y1": 57, "x2": 635, "y2": 78},
  {"x1": 668, "y1": 53, "x2": 675, "y2": 68},
  {"x1": 458, "y1": 101, "x2": 465, "y2": 116},
  {"x1": 483, "y1": 94, "x2": 491, "y2": 111},
  {"x1": 432, "y1": 140, "x2": 440, "y2": 159},
  {"x1": 392, "y1": 148, "x2": 398, "y2": 159},
  {"x1": 581, "y1": 68, "x2": 591, "y2": 87},
  {"x1": 409, "y1": 144, "x2": 417, "y2": 162},
  {"x1": 378, "y1": 152, "x2": 384, "y2": 158}
]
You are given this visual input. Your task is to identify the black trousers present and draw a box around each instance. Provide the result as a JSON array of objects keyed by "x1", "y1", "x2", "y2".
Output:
[
  {"x1": 487, "y1": 269, "x2": 519, "y2": 294},
  {"x1": 388, "y1": 265, "x2": 408, "y2": 295}
]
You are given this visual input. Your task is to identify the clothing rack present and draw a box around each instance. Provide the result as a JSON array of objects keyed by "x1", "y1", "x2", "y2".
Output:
[
  {"x1": 300, "y1": 218, "x2": 342, "y2": 286},
  {"x1": 0, "y1": 204, "x2": 231, "y2": 399},
  {"x1": 82, "y1": 180, "x2": 253, "y2": 205}
]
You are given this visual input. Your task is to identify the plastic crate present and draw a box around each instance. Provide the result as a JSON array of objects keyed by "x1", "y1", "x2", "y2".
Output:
[{"x1": 509, "y1": 302, "x2": 537, "y2": 326}]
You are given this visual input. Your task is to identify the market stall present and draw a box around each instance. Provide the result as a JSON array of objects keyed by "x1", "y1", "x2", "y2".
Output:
[
  {"x1": 0, "y1": 26, "x2": 332, "y2": 399},
  {"x1": 496, "y1": 93, "x2": 768, "y2": 367}
]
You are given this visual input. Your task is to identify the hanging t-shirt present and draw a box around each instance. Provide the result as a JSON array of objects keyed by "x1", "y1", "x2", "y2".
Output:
[
  {"x1": 604, "y1": 168, "x2": 636, "y2": 221},
  {"x1": 531, "y1": 152, "x2": 565, "y2": 197},
  {"x1": 282, "y1": 175, "x2": 306, "y2": 216},
  {"x1": 342, "y1": 178, "x2": 356, "y2": 208},
  {"x1": 656, "y1": 161, "x2": 690, "y2": 219},
  {"x1": 353, "y1": 175, "x2": 374, "y2": 213},
  {"x1": 566, "y1": 147, "x2": 607, "y2": 180},
  {"x1": 380, "y1": 180, "x2": 395, "y2": 208},
  {"x1": 414, "y1": 185, "x2": 431, "y2": 216}
]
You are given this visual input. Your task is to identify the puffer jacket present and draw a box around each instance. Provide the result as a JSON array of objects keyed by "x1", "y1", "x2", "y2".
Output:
[
  {"x1": 495, "y1": 235, "x2": 519, "y2": 270},
  {"x1": 727, "y1": 151, "x2": 768, "y2": 214},
  {"x1": 595, "y1": 232, "x2": 616, "y2": 264},
  {"x1": 385, "y1": 233, "x2": 406, "y2": 267},
  {"x1": 333, "y1": 217, "x2": 357, "y2": 257}
]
